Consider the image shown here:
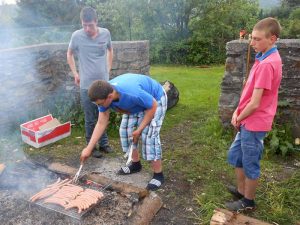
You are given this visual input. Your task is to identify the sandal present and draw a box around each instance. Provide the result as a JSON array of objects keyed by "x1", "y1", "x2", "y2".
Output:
[
  {"x1": 117, "y1": 165, "x2": 141, "y2": 175},
  {"x1": 146, "y1": 178, "x2": 164, "y2": 191}
]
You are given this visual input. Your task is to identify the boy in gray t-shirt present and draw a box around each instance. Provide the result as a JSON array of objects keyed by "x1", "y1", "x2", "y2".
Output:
[{"x1": 67, "y1": 6, "x2": 113, "y2": 157}]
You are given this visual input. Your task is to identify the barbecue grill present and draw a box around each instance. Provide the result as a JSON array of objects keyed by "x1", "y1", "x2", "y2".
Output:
[{"x1": 29, "y1": 180, "x2": 111, "y2": 220}]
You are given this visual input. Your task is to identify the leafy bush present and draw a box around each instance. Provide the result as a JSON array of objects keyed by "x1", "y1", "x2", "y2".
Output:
[
  {"x1": 150, "y1": 39, "x2": 226, "y2": 65},
  {"x1": 51, "y1": 93, "x2": 122, "y2": 135},
  {"x1": 265, "y1": 123, "x2": 294, "y2": 156},
  {"x1": 51, "y1": 93, "x2": 84, "y2": 128},
  {"x1": 265, "y1": 101, "x2": 296, "y2": 156},
  {"x1": 107, "y1": 111, "x2": 122, "y2": 136}
]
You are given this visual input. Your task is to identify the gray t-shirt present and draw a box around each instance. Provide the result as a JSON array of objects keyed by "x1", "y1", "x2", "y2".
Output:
[{"x1": 69, "y1": 27, "x2": 112, "y2": 89}]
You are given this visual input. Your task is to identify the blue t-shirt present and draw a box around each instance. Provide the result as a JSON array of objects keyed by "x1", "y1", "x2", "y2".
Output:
[{"x1": 99, "y1": 73, "x2": 164, "y2": 114}]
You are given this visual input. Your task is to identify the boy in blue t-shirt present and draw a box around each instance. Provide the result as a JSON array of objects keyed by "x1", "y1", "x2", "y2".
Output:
[{"x1": 80, "y1": 73, "x2": 168, "y2": 190}]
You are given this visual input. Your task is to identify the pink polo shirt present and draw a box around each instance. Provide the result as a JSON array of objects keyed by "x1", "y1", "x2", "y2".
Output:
[{"x1": 237, "y1": 47, "x2": 282, "y2": 131}]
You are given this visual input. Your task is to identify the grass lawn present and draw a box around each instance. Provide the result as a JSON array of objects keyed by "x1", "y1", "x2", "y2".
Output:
[{"x1": 150, "y1": 65, "x2": 300, "y2": 225}]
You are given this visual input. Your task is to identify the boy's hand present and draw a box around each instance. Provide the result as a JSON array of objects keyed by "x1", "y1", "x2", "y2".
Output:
[
  {"x1": 132, "y1": 129, "x2": 142, "y2": 144},
  {"x1": 231, "y1": 111, "x2": 238, "y2": 126},
  {"x1": 80, "y1": 147, "x2": 92, "y2": 163},
  {"x1": 231, "y1": 112, "x2": 240, "y2": 130},
  {"x1": 74, "y1": 73, "x2": 80, "y2": 86}
]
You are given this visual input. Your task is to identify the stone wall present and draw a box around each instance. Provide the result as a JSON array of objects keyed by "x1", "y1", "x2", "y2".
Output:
[
  {"x1": 0, "y1": 41, "x2": 149, "y2": 132},
  {"x1": 219, "y1": 39, "x2": 300, "y2": 137}
]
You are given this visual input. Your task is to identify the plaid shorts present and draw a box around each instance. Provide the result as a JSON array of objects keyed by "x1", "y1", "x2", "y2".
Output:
[{"x1": 119, "y1": 90, "x2": 167, "y2": 161}]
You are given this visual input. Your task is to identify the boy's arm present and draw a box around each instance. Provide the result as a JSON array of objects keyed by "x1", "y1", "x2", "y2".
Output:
[
  {"x1": 132, "y1": 99, "x2": 157, "y2": 143},
  {"x1": 107, "y1": 47, "x2": 113, "y2": 73},
  {"x1": 236, "y1": 88, "x2": 264, "y2": 127},
  {"x1": 67, "y1": 48, "x2": 80, "y2": 86},
  {"x1": 80, "y1": 110, "x2": 110, "y2": 162}
]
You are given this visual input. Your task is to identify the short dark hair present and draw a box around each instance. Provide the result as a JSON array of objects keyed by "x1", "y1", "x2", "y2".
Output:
[
  {"x1": 80, "y1": 6, "x2": 97, "y2": 22},
  {"x1": 88, "y1": 80, "x2": 113, "y2": 102},
  {"x1": 253, "y1": 17, "x2": 281, "y2": 38}
]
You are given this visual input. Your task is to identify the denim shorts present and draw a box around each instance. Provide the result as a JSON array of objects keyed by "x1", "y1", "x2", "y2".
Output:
[{"x1": 227, "y1": 125, "x2": 267, "y2": 179}]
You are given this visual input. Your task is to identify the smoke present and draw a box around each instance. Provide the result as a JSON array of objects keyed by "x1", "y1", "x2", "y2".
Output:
[
  {"x1": 0, "y1": 136, "x2": 60, "y2": 197},
  {"x1": 0, "y1": 18, "x2": 77, "y2": 198}
]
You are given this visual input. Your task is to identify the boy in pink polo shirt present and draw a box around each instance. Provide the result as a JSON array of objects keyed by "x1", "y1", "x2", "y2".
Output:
[{"x1": 226, "y1": 17, "x2": 282, "y2": 212}]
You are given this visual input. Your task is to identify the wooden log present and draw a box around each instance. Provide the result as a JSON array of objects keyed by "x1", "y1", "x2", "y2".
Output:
[
  {"x1": 86, "y1": 173, "x2": 149, "y2": 199},
  {"x1": 126, "y1": 191, "x2": 163, "y2": 225},
  {"x1": 47, "y1": 162, "x2": 77, "y2": 175},
  {"x1": 47, "y1": 163, "x2": 149, "y2": 198},
  {"x1": 210, "y1": 208, "x2": 272, "y2": 225}
]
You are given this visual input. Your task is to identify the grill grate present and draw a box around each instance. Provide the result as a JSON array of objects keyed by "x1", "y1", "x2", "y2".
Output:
[
  {"x1": 32, "y1": 197, "x2": 103, "y2": 220},
  {"x1": 29, "y1": 184, "x2": 107, "y2": 220}
]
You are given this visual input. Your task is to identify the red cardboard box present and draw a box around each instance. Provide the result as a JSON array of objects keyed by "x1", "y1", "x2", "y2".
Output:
[{"x1": 20, "y1": 114, "x2": 71, "y2": 148}]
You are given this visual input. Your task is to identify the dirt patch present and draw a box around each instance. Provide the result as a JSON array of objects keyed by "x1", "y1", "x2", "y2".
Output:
[{"x1": 151, "y1": 121, "x2": 198, "y2": 225}]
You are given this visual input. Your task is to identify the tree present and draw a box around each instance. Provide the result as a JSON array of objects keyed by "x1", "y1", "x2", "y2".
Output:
[
  {"x1": 0, "y1": 4, "x2": 17, "y2": 28},
  {"x1": 281, "y1": 0, "x2": 300, "y2": 8},
  {"x1": 188, "y1": 0, "x2": 259, "y2": 64},
  {"x1": 286, "y1": 7, "x2": 300, "y2": 38},
  {"x1": 14, "y1": 0, "x2": 81, "y2": 27}
]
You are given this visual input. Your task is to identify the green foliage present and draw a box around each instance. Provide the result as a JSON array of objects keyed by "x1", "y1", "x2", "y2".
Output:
[
  {"x1": 50, "y1": 93, "x2": 85, "y2": 128},
  {"x1": 256, "y1": 171, "x2": 300, "y2": 224},
  {"x1": 265, "y1": 122, "x2": 295, "y2": 156},
  {"x1": 49, "y1": 91, "x2": 122, "y2": 135},
  {"x1": 286, "y1": 8, "x2": 300, "y2": 38},
  {"x1": 189, "y1": 0, "x2": 259, "y2": 64},
  {"x1": 107, "y1": 111, "x2": 122, "y2": 136},
  {"x1": 282, "y1": 0, "x2": 300, "y2": 8},
  {"x1": 14, "y1": 0, "x2": 81, "y2": 27},
  {"x1": 150, "y1": 38, "x2": 225, "y2": 65},
  {"x1": 6, "y1": 0, "x2": 299, "y2": 63},
  {"x1": 265, "y1": 100, "x2": 295, "y2": 156},
  {"x1": 0, "y1": 4, "x2": 17, "y2": 28},
  {"x1": 260, "y1": 0, "x2": 300, "y2": 39}
]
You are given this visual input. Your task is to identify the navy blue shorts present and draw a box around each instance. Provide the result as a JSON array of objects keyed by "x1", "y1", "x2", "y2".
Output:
[{"x1": 227, "y1": 125, "x2": 267, "y2": 179}]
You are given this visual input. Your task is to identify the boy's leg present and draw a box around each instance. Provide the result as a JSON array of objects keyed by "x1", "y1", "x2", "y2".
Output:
[
  {"x1": 118, "y1": 113, "x2": 143, "y2": 175},
  {"x1": 143, "y1": 92, "x2": 167, "y2": 190},
  {"x1": 235, "y1": 167, "x2": 246, "y2": 195},
  {"x1": 226, "y1": 126, "x2": 266, "y2": 212},
  {"x1": 244, "y1": 178, "x2": 258, "y2": 200},
  {"x1": 131, "y1": 149, "x2": 140, "y2": 162},
  {"x1": 227, "y1": 131, "x2": 244, "y2": 199},
  {"x1": 151, "y1": 159, "x2": 162, "y2": 173},
  {"x1": 234, "y1": 168, "x2": 259, "y2": 200}
]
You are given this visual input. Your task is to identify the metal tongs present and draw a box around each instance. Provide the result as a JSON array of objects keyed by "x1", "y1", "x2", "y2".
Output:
[{"x1": 73, "y1": 164, "x2": 83, "y2": 183}]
